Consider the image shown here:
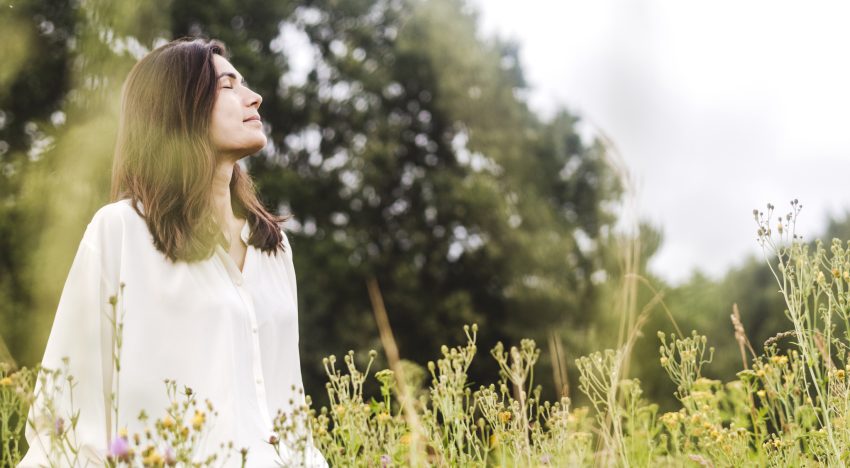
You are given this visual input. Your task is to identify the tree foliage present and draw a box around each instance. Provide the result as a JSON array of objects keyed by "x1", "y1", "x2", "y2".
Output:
[{"x1": 2, "y1": 0, "x2": 624, "y2": 407}]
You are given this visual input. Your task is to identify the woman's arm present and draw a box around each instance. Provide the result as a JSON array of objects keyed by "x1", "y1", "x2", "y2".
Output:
[{"x1": 18, "y1": 226, "x2": 117, "y2": 466}]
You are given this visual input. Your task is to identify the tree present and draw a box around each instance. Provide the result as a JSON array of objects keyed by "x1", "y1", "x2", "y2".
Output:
[{"x1": 3, "y1": 0, "x2": 624, "y2": 407}]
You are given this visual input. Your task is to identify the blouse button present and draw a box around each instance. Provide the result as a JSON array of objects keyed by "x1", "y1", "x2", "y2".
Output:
[
  {"x1": 252, "y1": 327, "x2": 258, "y2": 334},
  {"x1": 236, "y1": 278, "x2": 244, "y2": 286},
  {"x1": 256, "y1": 378, "x2": 263, "y2": 385}
]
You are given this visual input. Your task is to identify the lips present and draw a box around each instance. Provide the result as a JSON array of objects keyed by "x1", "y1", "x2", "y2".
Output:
[{"x1": 243, "y1": 116, "x2": 261, "y2": 122}]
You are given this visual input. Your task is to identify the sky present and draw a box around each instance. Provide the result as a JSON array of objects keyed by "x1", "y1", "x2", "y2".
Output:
[{"x1": 470, "y1": 0, "x2": 850, "y2": 284}]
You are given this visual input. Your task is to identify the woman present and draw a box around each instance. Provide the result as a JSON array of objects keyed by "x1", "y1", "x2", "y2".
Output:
[{"x1": 19, "y1": 38, "x2": 327, "y2": 467}]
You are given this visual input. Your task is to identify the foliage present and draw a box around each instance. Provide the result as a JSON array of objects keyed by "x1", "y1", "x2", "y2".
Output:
[{"x1": 1, "y1": 0, "x2": 624, "y2": 411}]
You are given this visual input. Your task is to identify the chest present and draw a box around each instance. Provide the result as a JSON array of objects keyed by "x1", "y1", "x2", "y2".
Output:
[
  {"x1": 228, "y1": 237, "x2": 248, "y2": 272},
  {"x1": 225, "y1": 219, "x2": 248, "y2": 271}
]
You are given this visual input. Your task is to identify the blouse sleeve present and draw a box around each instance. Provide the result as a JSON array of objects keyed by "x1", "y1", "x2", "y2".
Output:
[
  {"x1": 19, "y1": 229, "x2": 116, "y2": 466},
  {"x1": 281, "y1": 230, "x2": 328, "y2": 468}
]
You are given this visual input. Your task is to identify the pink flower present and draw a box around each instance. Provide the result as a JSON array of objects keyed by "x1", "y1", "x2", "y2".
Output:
[
  {"x1": 164, "y1": 445, "x2": 177, "y2": 466},
  {"x1": 381, "y1": 454, "x2": 392, "y2": 467},
  {"x1": 108, "y1": 436, "x2": 131, "y2": 462},
  {"x1": 53, "y1": 417, "x2": 65, "y2": 436}
]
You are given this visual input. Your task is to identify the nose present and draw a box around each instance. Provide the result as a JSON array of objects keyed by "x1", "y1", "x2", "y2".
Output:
[{"x1": 248, "y1": 89, "x2": 262, "y2": 109}]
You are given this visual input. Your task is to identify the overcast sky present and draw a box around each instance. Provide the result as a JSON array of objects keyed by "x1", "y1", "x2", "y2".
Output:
[{"x1": 470, "y1": 0, "x2": 850, "y2": 284}]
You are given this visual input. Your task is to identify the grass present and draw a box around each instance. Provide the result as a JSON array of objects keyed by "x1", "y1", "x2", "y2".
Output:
[{"x1": 3, "y1": 200, "x2": 850, "y2": 466}]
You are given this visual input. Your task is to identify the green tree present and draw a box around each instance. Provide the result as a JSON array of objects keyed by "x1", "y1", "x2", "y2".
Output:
[{"x1": 3, "y1": 0, "x2": 624, "y2": 408}]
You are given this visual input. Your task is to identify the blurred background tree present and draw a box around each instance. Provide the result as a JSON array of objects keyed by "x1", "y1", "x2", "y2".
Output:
[{"x1": 4, "y1": 0, "x2": 841, "y2": 414}]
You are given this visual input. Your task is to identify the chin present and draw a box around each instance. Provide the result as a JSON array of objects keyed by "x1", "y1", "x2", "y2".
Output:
[{"x1": 244, "y1": 136, "x2": 267, "y2": 155}]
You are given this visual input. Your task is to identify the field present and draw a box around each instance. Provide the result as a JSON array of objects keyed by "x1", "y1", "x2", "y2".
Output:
[{"x1": 2, "y1": 202, "x2": 849, "y2": 467}]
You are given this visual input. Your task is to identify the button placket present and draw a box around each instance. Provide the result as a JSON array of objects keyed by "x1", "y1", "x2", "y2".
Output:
[
  {"x1": 236, "y1": 278, "x2": 274, "y2": 427},
  {"x1": 215, "y1": 245, "x2": 275, "y2": 429}
]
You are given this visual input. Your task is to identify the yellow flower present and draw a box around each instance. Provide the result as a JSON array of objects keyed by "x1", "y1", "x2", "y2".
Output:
[
  {"x1": 489, "y1": 433, "x2": 499, "y2": 448},
  {"x1": 770, "y1": 355, "x2": 788, "y2": 365},
  {"x1": 118, "y1": 427, "x2": 129, "y2": 438},
  {"x1": 376, "y1": 412, "x2": 391, "y2": 424},
  {"x1": 659, "y1": 412, "x2": 681, "y2": 428},
  {"x1": 335, "y1": 405, "x2": 346, "y2": 418},
  {"x1": 498, "y1": 411, "x2": 512, "y2": 424},
  {"x1": 0, "y1": 377, "x2": 12, "y2": 386},
  {"x1": 142, "y1": 450, "x2": 163, "y2": 466},
  {"x1": 399, "y1": 433, "x2": 412, "y2": 445},
  {"x1": 161, "y1": 416, "x2": 175, "y2": 429},
  {"x1": 191, "y1": 410, "x2": 206, "y2": 431},
  {"x1": 757, "y1": 390, "x2": 766, "y2": 398}
]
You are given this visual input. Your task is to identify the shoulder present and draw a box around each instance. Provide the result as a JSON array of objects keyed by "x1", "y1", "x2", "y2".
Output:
[
  {"x1": 279, "y1": 228, "x2": 294, "y2": 257},
  {"x1": 280, "y1": 228, "x2": 291, "y2": 248},
  {"x1": 82, "y1": 199, "x2": 144, "y2": 251}
]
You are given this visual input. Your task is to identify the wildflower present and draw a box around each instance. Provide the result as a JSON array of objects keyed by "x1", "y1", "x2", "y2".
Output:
[
  {"x1": 54, "y1": 417, "x2": 65, "y2": 436},
  {"x1": 375, "y1": 369, "x2": 395, "y2": 384},
  {"x1": 118, "y1": 427, "x2": 129, "y2": 438},
  {"x1": 109, "y1": 436, "x2": 131, "y2": 462},
  {"x1": 399, "y1": 433, "x2": 412, "y2": 445},
  {"x1": 757, "y1": 390, "x2": 766, "y2": 398},
  {"x1": 489, "y1": 433, "x2": 499, "y2": 448},
  {"x1": 834, "y1": 369, "x2": 846, "y2": 381},
  {"x1": 191, "y1": 410, "x2": 205, "y2": 430},
  {"x1": 659, "y1": 357, "x2": 668, "y2": 366},
  {"x1": 376, "y1": 412, "x2": 392, "y2": 424},
  {"x1": 142, "y1": 449, "x2": 163, "y2": 466},
  {"x1": 540, "y1": 454, "x2": 552, "y2": 465},
  {"x1": 660, "y1": 412, "x2": 681, "y2": 428},
  {"x1": 0, "y1": 377, "x2": 12, "y2": 386},
  {"x1": 335, "y1": 405, "x2": 346, "y2": 418},
  {"x1": 268, "y1": 434, "x2": 279, "y2": 445},
  {"x1": 380, "y1": 454, "x2": 392, "y2": 467},
  {"x1": 161, "y1": 416, "x2": 175, "y2": 429},
  {"x1": 164, "y1": 446, "x2": 177, "y2": 466},
  {"x1": 770, "y1": 355, "x2": 788, "y2": 366},
  {"x1": 498, "y1": 411, "x2": 512, "y2": 424}
]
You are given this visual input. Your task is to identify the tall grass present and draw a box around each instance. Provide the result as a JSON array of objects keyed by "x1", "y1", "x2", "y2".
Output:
[{"x1": 5, "y1": 200, "x2": 850, "y2": 466}]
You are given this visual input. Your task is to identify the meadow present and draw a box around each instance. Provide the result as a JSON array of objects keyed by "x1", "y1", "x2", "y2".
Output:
[{"x1": 2, "y1": 201, "x2": 849, "y2": 467}]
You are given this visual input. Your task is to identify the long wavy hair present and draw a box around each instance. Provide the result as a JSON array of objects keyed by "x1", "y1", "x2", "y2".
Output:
[{"x1": 110, "y1": 37, "x2": 287, "y2": 262}]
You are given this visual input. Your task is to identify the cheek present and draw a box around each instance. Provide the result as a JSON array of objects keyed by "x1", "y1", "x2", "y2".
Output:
[{"x1": 209, "y1": 101, "x2": 239, "y2": 142}]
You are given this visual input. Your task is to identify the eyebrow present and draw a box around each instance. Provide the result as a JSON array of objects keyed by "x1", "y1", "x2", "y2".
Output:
[{"x1": 216, "y1": 72, "x2": 246, "y2": 85}]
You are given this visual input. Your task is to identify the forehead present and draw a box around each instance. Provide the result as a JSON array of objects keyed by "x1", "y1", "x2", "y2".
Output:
[{"x1": 212, "y1": 54, "x2": 241, "y2": 80}]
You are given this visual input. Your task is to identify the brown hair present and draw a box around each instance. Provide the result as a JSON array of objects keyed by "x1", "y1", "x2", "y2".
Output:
[{"x1": 110, "y1": 37, "x2": 287, "y2": 262}]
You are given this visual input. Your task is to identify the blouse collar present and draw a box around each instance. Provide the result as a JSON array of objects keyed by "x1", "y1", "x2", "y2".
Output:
[{"x1": 124, "y1": 199, "x2": 250, "y2": 244}]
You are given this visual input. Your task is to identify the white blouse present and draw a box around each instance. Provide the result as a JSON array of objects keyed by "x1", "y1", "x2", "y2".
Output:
[{"x1": 19, "y1": 198, "x2": 328, "y2": 467}]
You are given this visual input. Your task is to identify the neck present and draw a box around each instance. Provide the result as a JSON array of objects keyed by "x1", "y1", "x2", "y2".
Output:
[{"x1": 211, "y1": 160, "x2": 237, "y2": 225}]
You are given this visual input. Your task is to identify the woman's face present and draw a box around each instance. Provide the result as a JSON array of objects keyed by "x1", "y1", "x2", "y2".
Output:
[{"x1": 209, "y1": 54, "x2": 266, "y2": 159}]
